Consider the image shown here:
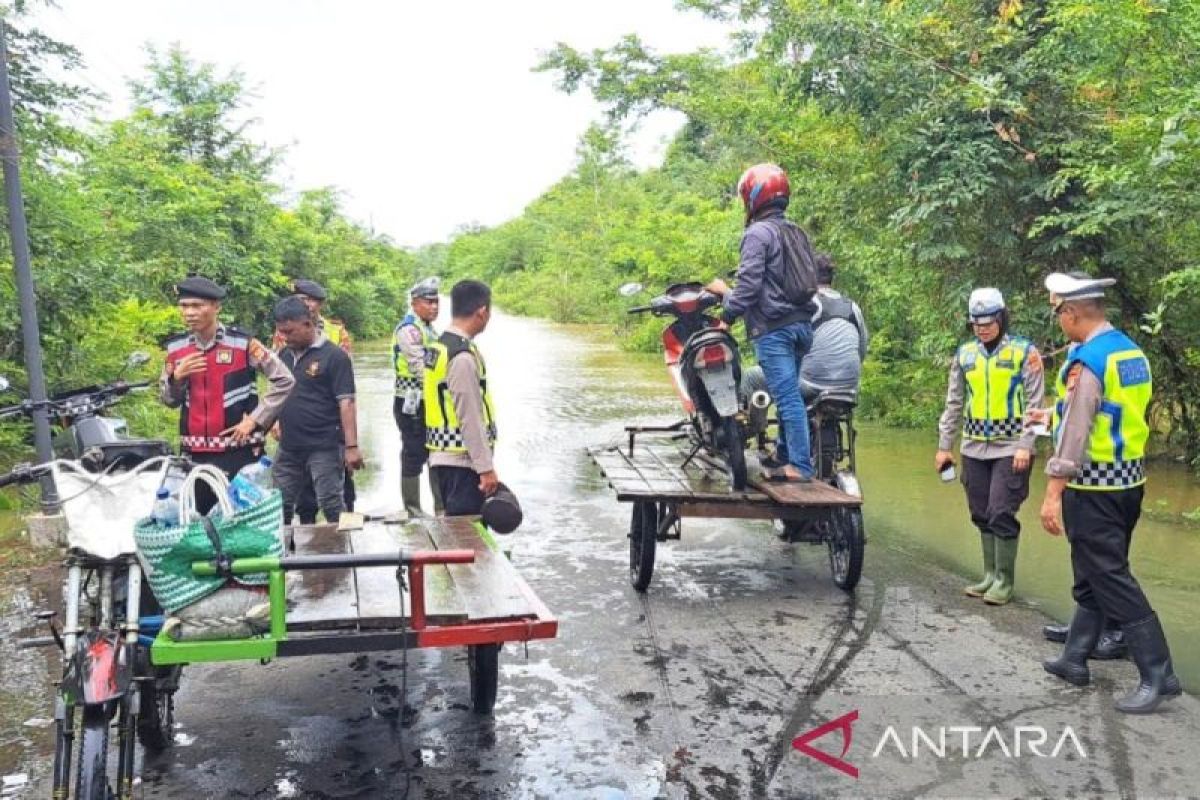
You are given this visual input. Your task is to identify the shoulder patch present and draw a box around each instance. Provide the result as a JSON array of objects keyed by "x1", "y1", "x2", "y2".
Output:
[
  {"x1": 1026, "y1": 348, "x2": 1043, "y2": 373},
  {"x1": 1065, "y1": 363, "x2": 1083, "y2": 391}
]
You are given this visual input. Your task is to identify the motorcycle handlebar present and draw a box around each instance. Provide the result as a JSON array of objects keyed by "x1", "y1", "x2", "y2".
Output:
[
  {"x1": 0, "y1": 462, "x2": 48, "y2": 488},
  {"x1": 627, "y1": 305, "x2": 653, "y2": 314}
]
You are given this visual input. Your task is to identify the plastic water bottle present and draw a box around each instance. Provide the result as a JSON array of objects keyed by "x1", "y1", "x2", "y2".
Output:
[
  {"x1": 151, "y1": 488, "x2": 179, "y2": 527},
  {"x1": 228, "y1": 456, "x2": 274, "y2": 509}
]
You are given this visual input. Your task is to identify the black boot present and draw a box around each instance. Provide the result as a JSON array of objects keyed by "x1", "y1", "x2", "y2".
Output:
[
  {"x1": 1042, "y1": 623, "x2": 1068, "y2": 643},
  {"x1": 1115, "y1": 614, "x2": 1183, "y2": 714},
  {"x1": 1043, "y1": 606, "x2": 1104, "y2": 686},
  {"x1": 1092, "y1": 628, "x2": 1128, "y2": 660},
  {"x1": 1043, "y1": 622, "x2": 1127, "y2": 659}
]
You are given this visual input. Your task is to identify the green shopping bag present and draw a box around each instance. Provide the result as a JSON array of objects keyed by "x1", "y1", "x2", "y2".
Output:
[{"x1": 135, "y1": 466, "x2": 284, "y2": 613}]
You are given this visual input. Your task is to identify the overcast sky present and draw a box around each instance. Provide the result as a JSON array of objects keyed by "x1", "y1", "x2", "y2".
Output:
[{"x1": 29, "y1": 1, "x2": 731, "y2": 247}]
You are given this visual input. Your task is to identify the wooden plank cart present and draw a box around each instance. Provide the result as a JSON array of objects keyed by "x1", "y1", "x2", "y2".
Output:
[
  {"x1": 589, "y1": 430, "x2": 865, "y2": 593},
  {"x1": 149, "y1": 514, "x2": 558, "y2": 714}
]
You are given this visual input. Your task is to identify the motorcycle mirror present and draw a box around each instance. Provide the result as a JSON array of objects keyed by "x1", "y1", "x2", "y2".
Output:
[
  {"x1": 618, "y1": 282, "x2": 644, "y2": 297},
  {"x1": 126, "y1": 351, "x2": 151, "y2": 368},
  {"x1": 0, "y1": 376, "x2": 8, "y2": 392}
]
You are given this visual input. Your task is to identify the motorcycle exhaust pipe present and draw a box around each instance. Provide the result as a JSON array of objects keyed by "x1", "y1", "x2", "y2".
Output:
[{"x1": 748, "y1": 390, "x2": 771, "y2": 435}]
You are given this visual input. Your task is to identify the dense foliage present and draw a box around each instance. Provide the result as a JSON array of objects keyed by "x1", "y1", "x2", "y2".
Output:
[
  {"x1": 0, "y1": 13, "x2": 419, "y2": 465},
  {"x1": 438, "y1": 0, "x2": 1200, "y2": 463}
]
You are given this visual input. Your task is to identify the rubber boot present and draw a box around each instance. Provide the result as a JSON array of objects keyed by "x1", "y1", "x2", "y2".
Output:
[
  {"x1": 964, "y1": 532, "x2": 997, "y2": 598},
  {"x1": 1043, "y1": 623, "x2": 1127, "y2": 659},
  {"x1": 983, "y1": 536, "x2": 1018, "y2": 605},
  {"x1": 401, "y1": 476, "x2": 423, "y2": 513},
  {"x1": 1115, "y1": 614, "x2": 1183, "y2": 714},
  {"x1": 1043, "y1": 605, "x2": 1104, "y2": 686}
]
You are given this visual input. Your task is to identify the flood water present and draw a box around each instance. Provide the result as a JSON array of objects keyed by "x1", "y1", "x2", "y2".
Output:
[{"x1": 2, "y1": 309, "x2": 1199, "y2": 791}]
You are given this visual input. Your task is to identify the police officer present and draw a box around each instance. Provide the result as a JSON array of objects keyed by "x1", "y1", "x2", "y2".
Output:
[
  {"x1": 290, "y1": 278, "x2": 353, "y2": 355},
  {"x1": 393, "y1": 276, "x2": 441, "y2": 513},
  {"x1": 1035, "y1": 272, "x2": 1181, "y2": 714},
  {"x1": 160, "y1": 276, "x2": 295, "y2": 510},
  {"x1": 425, "y1": 280, "x2": 500, "y2": 515},
  {"x1": 936, "y1": 288, "x2": 1045, "y2": 605}
]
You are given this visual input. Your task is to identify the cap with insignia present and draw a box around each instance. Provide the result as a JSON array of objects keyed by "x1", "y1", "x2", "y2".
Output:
[
  {"x1": 291, "y1": 279, "x2": 328, "y2": 301},
  {"x1": 1045, "y1": 271, "x2": 1116, "y2": 301},
  {"x1": 410, "y1": 276, "x2": 441, "y2": 300},
  {"x1": 176, "y1": 275, "x2": 226, "y2": 300}
]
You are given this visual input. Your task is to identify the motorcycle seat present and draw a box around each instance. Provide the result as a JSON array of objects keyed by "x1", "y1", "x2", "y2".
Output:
[{"x1": 805, "y1": 386, "x2": 859, "y2": 414}]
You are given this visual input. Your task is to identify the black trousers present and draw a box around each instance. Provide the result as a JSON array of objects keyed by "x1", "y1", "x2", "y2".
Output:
[
  {"x1": 394, "y1": 397, "x2": 430, "y2": 478},
  {"x1": 430, "y1": 466, "x2": 485, "y2": 517},
  {"x1": 961, "y1": 455, "x2": 1031, "y2": 539},
  {"x1": 188, "y1": 446, "x2": 259, "y2": 515},
  {"x1": 1063, "y1": 486, "x2": 1153, "y2": 625}
]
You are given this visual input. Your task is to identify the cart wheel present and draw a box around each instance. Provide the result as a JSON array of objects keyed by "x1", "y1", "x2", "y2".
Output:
[
  {"x1": 629, "y1": 501, "x2": 658, "y2": 592},
  {"x1": 828, "y1": 507, "x2": 865, "y2": 591},
  {"x1": 468, "y1": 643, "x2": 500, "y2": 714}
]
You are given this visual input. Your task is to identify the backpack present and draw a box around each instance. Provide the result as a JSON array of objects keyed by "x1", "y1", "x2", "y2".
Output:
[{"x1": 763, "y1": 216, "x2": 819, "y2": 307}]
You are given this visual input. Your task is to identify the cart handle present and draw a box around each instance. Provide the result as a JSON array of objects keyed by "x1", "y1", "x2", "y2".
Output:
[{"x1": 191, "y1": 548, "x2": 475, "y2": 577}]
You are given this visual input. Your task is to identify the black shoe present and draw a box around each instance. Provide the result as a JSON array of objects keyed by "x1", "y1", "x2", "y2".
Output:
[
  {"x1": 1043, "y1": 606, "x2": 1104, "y2": 686},
  {"x1": 759, "y1": 452, "x2": 787, "y2": 470},
  {"x1": 1115, "y1": 614, "x2": 1183, "y2": 714},
  {"x1": 1043, "y1": 623, "x2": 1127, "y2": 659},
  {"x1": 1092, "y1": 629, "x2": 1128, "y2": 660}
]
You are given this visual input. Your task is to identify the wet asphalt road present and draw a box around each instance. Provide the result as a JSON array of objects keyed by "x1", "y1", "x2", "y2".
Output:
[{"x1": 15, "y1": 313, "x2": 1200, "y2": 798}]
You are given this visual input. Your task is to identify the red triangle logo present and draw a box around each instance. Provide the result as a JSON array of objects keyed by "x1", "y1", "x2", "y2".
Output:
[{"x1": 792, "y1": 710, "x2": 859, "y2": 778}]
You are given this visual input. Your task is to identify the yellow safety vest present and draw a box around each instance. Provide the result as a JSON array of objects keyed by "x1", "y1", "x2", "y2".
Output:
[
  {"x1": 958, "y1": 336, "x2": 1030, "y2": 442},
  {"x1": 424, "y1": 333, "x2": 497, "y2": 453},
  {"x1": 393, "y1": 315, "x2": 438, "y2": 395},
  {"x1": 1052, "y1": 329, "x2": 1151, "y2": 490}
]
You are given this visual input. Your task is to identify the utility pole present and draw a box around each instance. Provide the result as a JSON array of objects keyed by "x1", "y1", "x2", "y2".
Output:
[{"x1": 0, "y1": 18, "x2": 59, "y2": 510}]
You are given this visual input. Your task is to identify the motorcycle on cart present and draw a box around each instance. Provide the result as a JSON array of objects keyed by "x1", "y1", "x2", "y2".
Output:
[{"x1": 588, "y1": 284, "x2": 866, "y2": 594}]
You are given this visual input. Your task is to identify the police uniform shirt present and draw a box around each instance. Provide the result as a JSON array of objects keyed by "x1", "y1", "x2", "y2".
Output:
[
  {"x1": 426, "y1": 325, "x2": 495, "y2": 475},
  {"x1": 1046, "y1": 321, "x2": 1111, "y2": 479},
  {"x1": 277, "y1": 335, "x2": 356, "y2": 451},
  {"x1": 158, "y1": 322, "x2": 295, "y2": 430}
]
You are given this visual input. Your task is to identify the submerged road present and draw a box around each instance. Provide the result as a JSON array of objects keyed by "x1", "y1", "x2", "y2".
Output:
[{"x1": 13, "y1": 311, "x2": 1200, "y2": 798}]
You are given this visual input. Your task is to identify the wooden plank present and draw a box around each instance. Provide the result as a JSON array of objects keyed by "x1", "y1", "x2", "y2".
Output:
[
  {"x1": 749, "y1": 476, "x2": 862, "y2": 507},
  {"x1": 288, "y1": 523, "x2": 359, "y2": 631},
  {"x1": 421, "y1": 517, "x2": 535, "y2": 622},
  {"x1": 349, "y1": 520, "x2": 466, "y2": 628}
]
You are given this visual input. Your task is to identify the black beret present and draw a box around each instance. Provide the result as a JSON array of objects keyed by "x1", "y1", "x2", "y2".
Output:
[
  {"x1": 291, "y1": 279, "x2": 327, "y2": 301},
  {"x1": 176, "y1": 276, "x2": 226, "y2": 300}
]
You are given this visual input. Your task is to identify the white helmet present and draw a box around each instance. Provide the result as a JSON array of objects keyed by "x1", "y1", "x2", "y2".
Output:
[{"x1": 967, "y1": 287, "x2": 1005, "y2": 322}]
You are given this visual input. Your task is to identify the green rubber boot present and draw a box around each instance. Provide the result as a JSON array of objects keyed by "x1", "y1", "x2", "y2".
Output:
[
  {"x1": 401, "y1": 476, "x2": 423, "y2": 513},
  {"x1": 964, "y1": 532, "x2": 996, "y2": 598},
  {"x1": 983, "y1": 536, "x2": 1019, "y2": 605}
]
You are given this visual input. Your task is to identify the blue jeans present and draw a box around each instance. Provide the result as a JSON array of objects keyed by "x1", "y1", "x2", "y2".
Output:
[{"x1": 753, "y1": 321, "x2": 814, "y2": 478}]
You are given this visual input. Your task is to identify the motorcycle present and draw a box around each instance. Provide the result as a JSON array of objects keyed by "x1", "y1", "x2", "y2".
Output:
[
  {"x1": 626, "y1": 282, "x2": 750, "y2": 490},
  {"x1": 2, "y1": 353, "x2": 184, "y2": 799}
]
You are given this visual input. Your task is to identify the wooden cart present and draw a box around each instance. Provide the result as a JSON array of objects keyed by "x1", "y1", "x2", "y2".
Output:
[
  {"x1": 149, "y1": 514, "x2": 558, "y2": 714},
  {"x1": 589, "y1": 434, "x2": 865, "y2": 592}
]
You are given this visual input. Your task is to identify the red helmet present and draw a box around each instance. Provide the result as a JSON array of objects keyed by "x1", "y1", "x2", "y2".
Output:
[{"x1": 737, "y1": 163, "x2": 790, "y2": 222}]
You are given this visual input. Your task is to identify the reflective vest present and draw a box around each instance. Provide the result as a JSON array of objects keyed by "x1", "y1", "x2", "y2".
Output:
[
  {"x1": 958, "y1": 336, "x2": 1031, "y2": 441},
  {"x1": 424, "y1": 332, "x2": 497, "y2": 453},
  {"x1": 393, "y1": 314, "x2": 438, "y2": 395},
  {"x1": 164, "y1": 326, "x2": 262, "y2": 453},
  {"x1": 1052, "y1": 329, "x2": 1151, "y2": 490},
  {"x1": 320, "y1": 317, "x2": 352, "y2": 354}
]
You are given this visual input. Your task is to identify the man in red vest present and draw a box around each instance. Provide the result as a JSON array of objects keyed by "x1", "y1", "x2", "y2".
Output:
[{"x1": 160, "y1": 276, "x2": 295, "y2": 509}]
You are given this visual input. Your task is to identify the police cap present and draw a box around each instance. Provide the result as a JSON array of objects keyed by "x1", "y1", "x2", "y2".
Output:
[
  {"x1": 410, "y1": 276, "x2": 441, "y2": 300},
  {"x1": 291, "y1": 279, "x2": 328, "y2": 301},
  {"x1": 176, "y1": 276, "x2": 226, "y2": 301},
  {"x1": 1045, "y1": 271, "x2": 1116, "y2": 302}
]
